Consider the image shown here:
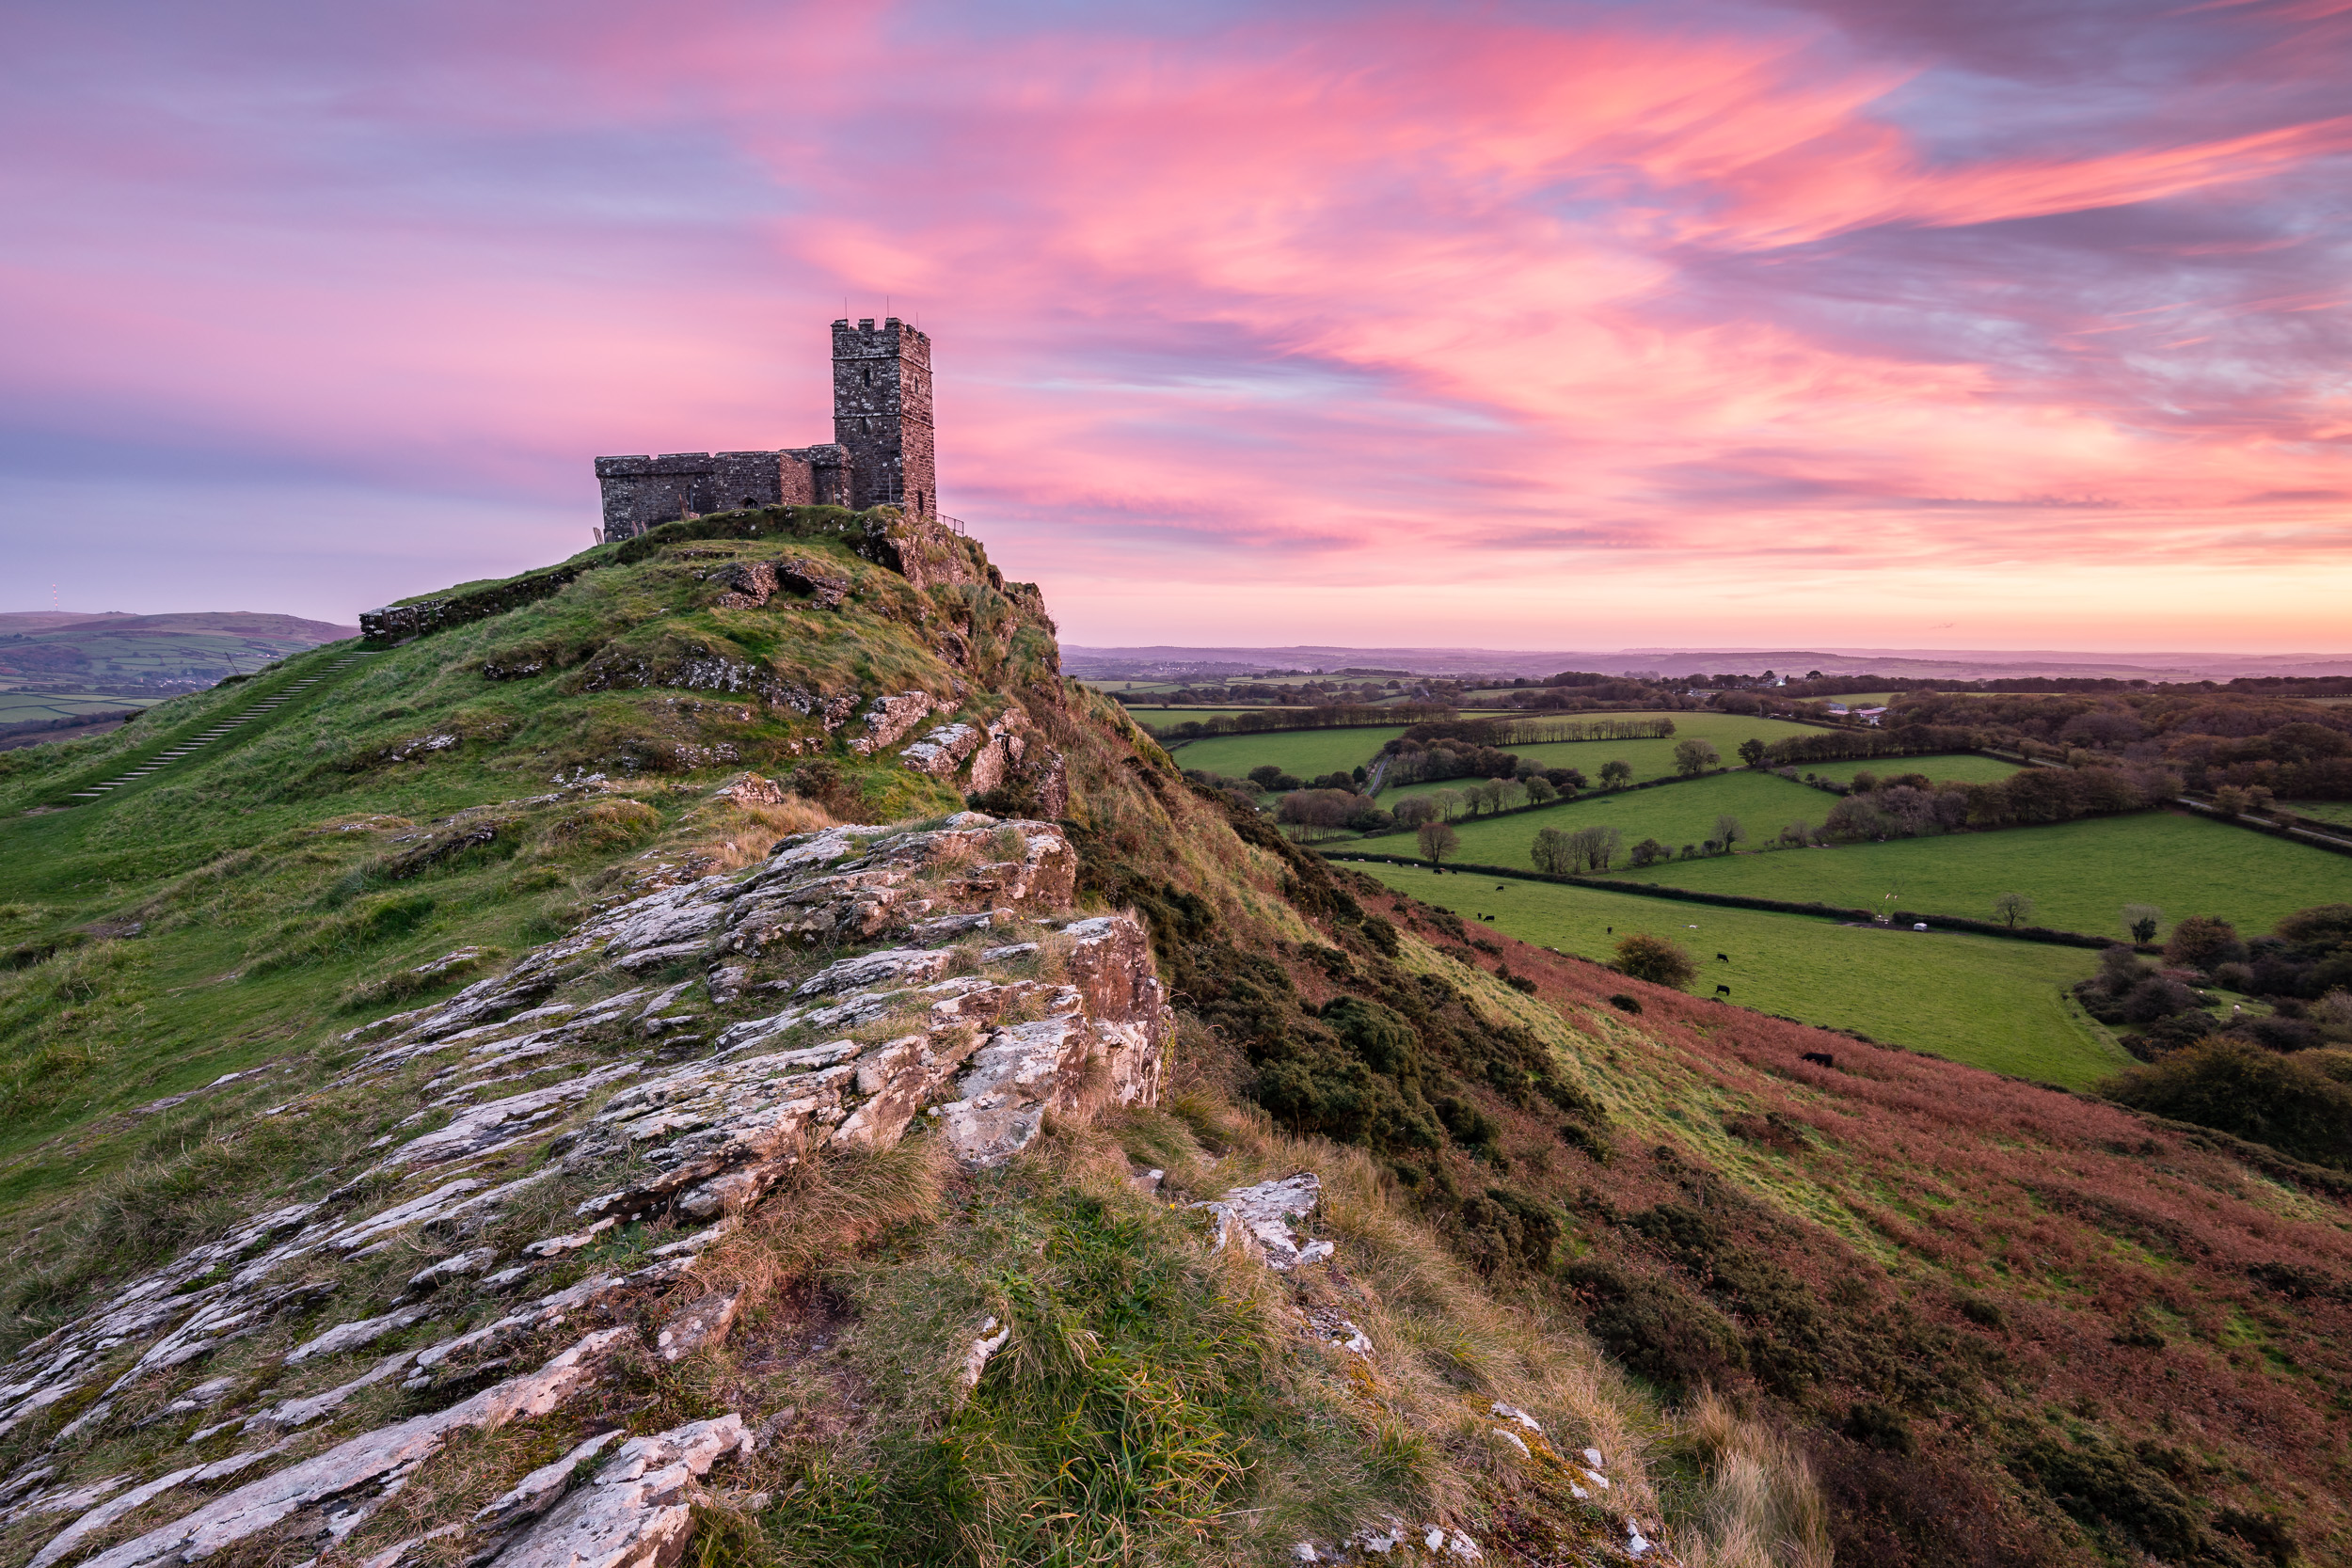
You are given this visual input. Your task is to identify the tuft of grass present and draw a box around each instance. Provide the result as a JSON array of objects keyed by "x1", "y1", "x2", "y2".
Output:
[{"x1": 1675, "y1": 1390, "x2": 1832, "y2": 1568}]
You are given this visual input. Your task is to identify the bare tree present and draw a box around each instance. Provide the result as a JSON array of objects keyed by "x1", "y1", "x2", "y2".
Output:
[
  {"x1": 1418, "y1": 820, "x2": 1460, "y2": 865},
  {"x1": 1992, "y1": 892, "x2": 2034, "y2": 928}
]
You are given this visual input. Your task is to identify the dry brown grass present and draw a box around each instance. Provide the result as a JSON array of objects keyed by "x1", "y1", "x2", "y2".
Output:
[
  {"x1": 691, "y1": 1135, "x2": 952, "y2": 1308},
  {"x1": 1132, "y1": 1091, "x2": 1668, "y2": 1533},
  {"x1": 1671, "y1": 1391, "x2": 1833, "y2": 1568},
  {"x1": 669, "y1": 792, "x2": 837, "y2": 875}
]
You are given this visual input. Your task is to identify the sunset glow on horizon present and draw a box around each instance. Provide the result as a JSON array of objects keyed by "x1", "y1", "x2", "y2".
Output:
[{"x1": 3, "y1": 0, "x2": 2348, "y2": 650}]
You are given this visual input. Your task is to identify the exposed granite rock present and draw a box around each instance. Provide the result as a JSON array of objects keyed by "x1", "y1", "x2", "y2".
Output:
[
  {"x1": 64, "y1": 1328, "x2": 629, "y2": 1568},
  {"x1": 485, "y1": 1415, "x2": 753, "y2": 1568},
  {"x1": 7, "y1": 797, "x2": 1170, "y2": 1568},
  {"x1": 473, "y1": 1430, "x2": 625, "y2": 1530},
  {"x1": 654, "y1": 1290, "x2": 745, "y2": 1363},
  {"x1": 1195, "y1": 1175, "x2": 1332, "y2": 1271},
  {"x1": 900, "y1": 721, "x2": 982, "y2": 778},
  {"x1": 846, "y1": 691, "x2": 937, "y2": 756}
]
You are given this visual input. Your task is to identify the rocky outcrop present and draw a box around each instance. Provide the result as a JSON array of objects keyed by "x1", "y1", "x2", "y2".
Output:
[
  {"x1": 846, "y1": 691, "x2": 938, "y2": 755},
  {"x1": 62, "y1": 1329, "x2": 630, "y2": 1568},
  {"x1": 483, "y1": 1416, "x2": 753, "y2": 1568},
  {"x1": 711, "y1": 557, "x2": 850, "y2": 611},
  {"x1": 1196, "y1": 1175, "x2": 1334, "y2": 1271},
  {"x1": 5, "y1": 804, "x2": 1169, "y2": 1568}
]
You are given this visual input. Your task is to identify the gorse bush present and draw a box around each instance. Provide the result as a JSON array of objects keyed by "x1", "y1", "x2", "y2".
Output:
[
  {"x1": 1614, "y1": 932, "x2": 1696, "y2": 989},
  {"x1": 2099, "y1": 1039, "x2": 2352, "y2": 1169}
]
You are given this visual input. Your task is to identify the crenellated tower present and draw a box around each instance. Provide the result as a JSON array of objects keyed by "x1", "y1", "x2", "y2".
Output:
[{"x1": 832, "y1": 317, "x2": 935, "y2": 518}]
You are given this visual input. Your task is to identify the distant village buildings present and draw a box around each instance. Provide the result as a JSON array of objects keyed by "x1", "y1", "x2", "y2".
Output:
[{"x1": 593, "y1": 317, "x2": 937, "y2": 543}]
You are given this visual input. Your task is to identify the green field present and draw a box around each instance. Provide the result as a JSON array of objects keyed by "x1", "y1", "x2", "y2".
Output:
[
  {"x1": 1353, "y1": 863, "x2": 2128, "y2": 1087},
  {"x1": 0, "y1": 692, "x2": 160, "y2": 722},
  {"x1": 1119, "y1": 706, "x2": 1265, "y2": 727},
  {"x1": 1164, "y1": 726, "x2": 1409, "y2": 780},
  {"x1": 1375, "y1": 770, "x2": 1827, "y2": 853},
  {"x1": 1383, "y1": 711, "x2": 1827, "y2": 794},
  {"x1": 1797, "y1": 753, "x2": 2024, "y2": 785},
  {"x1": 1614, "y1": 810, "x2": 2347, "y2": 939},
  {"x1": 2285, "y1": 800, "x2": 2352, "y2": 826}
]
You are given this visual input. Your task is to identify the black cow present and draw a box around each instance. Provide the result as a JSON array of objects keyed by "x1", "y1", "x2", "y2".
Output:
[
  {"x1": 1716, "y1": 952, "x2": 1730, "y2": 962},
  {"x1": 1802, "y1": 1051, "x2": 1836, "y2": 1069},
  {"x1": 1714, "y1": 983, "x2": 1731, "y2": 996},
  {"x1": 1496, "y1": 884, "x2": 1506, "y2": 891}
]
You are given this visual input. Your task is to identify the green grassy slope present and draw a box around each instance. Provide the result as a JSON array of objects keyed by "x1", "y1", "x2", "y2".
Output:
[
  {"x1": 0, "y1": 528, "x2": 1021, "y2": 1208},
  {"x1": 1611, "y1": 809, "x2": 2346, "y2": 938},
  {"x1": 0, "y1": 520, "x2": 1816, "y2": 1568},
  {"x1": 1354, "y1": 863, "x2": 2126, "y2": 1085}
]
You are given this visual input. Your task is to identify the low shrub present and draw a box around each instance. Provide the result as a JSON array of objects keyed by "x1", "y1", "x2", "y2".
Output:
[
  {"x1": 1614, "y1": 932, "x2": 1696, "y2": 989},
  {"x1": 2099, "y1": 1038, "x2": 2352, "y2": 1168}
]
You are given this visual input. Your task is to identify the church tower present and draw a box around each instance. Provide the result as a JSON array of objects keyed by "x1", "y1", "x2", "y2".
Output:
[{"x1": 832, "y1": 317, "x2": 935, "y2": 517}]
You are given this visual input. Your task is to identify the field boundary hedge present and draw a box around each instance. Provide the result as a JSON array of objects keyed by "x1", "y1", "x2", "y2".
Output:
[
  {"x1": 1322, "y1": 850, "x2": 2126, "y2": 951},
  {"x1": 2172, "y1": 798, "x2": 2352, "y2": 859}
]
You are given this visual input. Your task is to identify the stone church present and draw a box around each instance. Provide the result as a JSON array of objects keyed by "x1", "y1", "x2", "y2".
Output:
[{"x1": 594, "y1": 317, "x2": 936, "y2": 543}]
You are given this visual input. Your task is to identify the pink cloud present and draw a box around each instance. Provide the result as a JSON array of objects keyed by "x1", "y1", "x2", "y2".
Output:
[{"x1": 0, "y1": 0, "x2": 2346, "y2": 648}]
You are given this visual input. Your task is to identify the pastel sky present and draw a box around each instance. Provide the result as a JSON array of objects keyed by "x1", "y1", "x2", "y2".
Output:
[{"x1": 4, "y1": 0, "x2": 2348, "y2": 650}]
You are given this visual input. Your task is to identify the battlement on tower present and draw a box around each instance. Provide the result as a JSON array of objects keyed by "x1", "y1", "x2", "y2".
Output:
[{"x1": 593, "y1": 318, "x2": 935, "y2": 543}]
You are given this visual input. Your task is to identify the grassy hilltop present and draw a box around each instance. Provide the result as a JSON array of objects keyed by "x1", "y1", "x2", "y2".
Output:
[{"x1": 0, "y1": 509, "x2": 2346, "y2": 1568}]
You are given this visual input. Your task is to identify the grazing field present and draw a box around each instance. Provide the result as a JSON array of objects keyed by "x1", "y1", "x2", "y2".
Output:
[
  {"x1": 1116, "y1": 706, "x2": 1264, "y2": 728},
  {"x1": 0, "y1": 691, "x2": 158, "y2": 722},
  {"x1": 1375, "y1": 769, "x2": 1826, "y2": 857},
  {"x1": 2285, "y1": 800, "x2": 2352, "y2": 826},
  {"x1": 1163, "y1": 725, "x2": 1409, "y2": 780},
  {"x1": 1353, "y1": 862, "x2": 2128, "y2": 1086},
  {"x1": 1384, "y1": 710, "x2": 1828, "y2": 789},
  {"x1": 1797, "y1": 752, "x2": 2023, "y2": 785},
  {"x1": 1618, "y1": 809, "x2": 2346, "y2": 938}
]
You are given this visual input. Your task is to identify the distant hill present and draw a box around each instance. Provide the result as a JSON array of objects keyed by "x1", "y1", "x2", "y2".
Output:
[
  {"x1": 0, "y1": 610, "x2": 358, "y2": 738},
  {"x1": 0, "y1": 610, "x2": 357, "y2": 641}
]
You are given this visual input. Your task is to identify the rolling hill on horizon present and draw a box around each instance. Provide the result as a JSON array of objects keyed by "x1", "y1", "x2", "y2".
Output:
[{"x1": 0, "y1": 610, "x2": 359, "y2": 738}]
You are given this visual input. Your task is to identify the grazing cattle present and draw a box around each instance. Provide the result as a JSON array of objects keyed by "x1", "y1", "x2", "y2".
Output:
[
  {"x1": 1802, "y1": 1051, "x2": 1836, "y2": 1069},
  {"x1": 1714, "y1": 983, "x2": 1731, "y2": 996},
  {"x1": 1716, "y1": 953, "x2": 1730, "y2": 962},
  {"x1": 1496, "y1": 884, "x2": 1506, "y2": 891}
]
